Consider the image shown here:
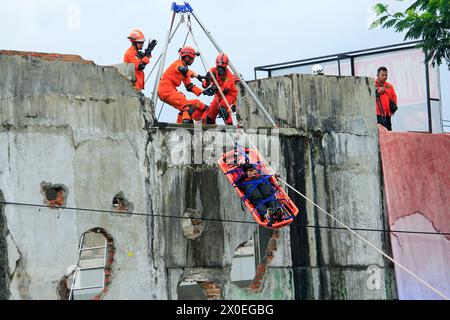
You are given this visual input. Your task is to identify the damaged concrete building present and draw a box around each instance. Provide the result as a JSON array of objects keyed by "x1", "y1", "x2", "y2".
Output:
[{"x1": 0, "y1": 50, "x2": 396, "y2": 300}]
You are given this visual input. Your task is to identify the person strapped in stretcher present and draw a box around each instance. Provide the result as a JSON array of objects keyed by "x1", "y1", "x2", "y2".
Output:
[
  {"x1": 231, "y1": 162, "x2": 287, "y2": 227},
  {"x1": 219, "y1": 146, "x2": 299, "y2": 229}
]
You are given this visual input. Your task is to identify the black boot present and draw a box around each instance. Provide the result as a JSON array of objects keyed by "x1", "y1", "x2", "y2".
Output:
[{"x1": 205, "y1": 116, "x2": 215, "y2": 125}]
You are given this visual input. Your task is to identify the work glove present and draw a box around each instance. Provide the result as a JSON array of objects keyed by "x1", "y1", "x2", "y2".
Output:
[
  {"x1": 202, "y1": 79, "x2": 210, "y2": 88},
  {"x1": 137, "y1": 51, "x2": 146, "y2": 59},
  {"x1": 145, "y1": 39, "x2": 158, "y2": 57},
  {"x1": 203, "y1": 86, "x2": 217, "y2": 96},
  {"x1": 183, "y1": 105, "x2": 196, "y2": 117},
  {"x1": 137, "y1": 62, "x2": 146, "y2": 71},
  {"x1": 196, "y1": 74, "x2": 206, "y2": 81}
]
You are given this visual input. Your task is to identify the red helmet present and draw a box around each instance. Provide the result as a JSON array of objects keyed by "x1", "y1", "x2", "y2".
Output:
[
  {"x1": 127, "y1": 29, "x2": 145, "y2": 43},
  {"x1": 179, "y1": 46, "x2": 198, "y2": 59},
  {"x1": 216, "y1": 53, "x2": 229, "y2": 67}
]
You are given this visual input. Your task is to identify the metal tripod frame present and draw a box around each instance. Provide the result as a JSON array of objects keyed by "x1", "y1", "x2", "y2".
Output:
[{"x1": 151, "y1": 2, "x2": 278, "y2": 128}]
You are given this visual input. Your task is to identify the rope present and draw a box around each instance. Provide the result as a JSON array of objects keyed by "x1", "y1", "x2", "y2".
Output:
[
  {"x1": 184, "y1": 15, "x2": 237, "y2": 126},
  {"x1": 186, "y1": 18, "x2": 449, "y2": 300},
  {"x1": 144, "y1": 18, "x2": 183, "y2": 85},
  {"x1": 155, "y1": 20, "x2": 192, "y2": 122},
  {"x1": 1, "y1": 200, "x2": 449, "y2": 236},
  {"x1": 277, "y1": 179, "x2": 449, "y2": 300},
  {"x1": 145, "y1": 11, "x2": 449, "y2": 300},
  {"x1": 157, "y1": 25, "x2": 192, "y2": 122}
]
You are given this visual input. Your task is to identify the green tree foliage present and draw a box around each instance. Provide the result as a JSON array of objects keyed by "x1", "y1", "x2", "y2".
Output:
[{"x1": 371, "y1": 0, "x2": 450, "y2": 68}]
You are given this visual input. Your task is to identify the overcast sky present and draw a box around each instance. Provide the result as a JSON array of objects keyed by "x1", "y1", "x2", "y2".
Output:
[{"x1": 1, "y1": 0, "x2": 448, "y2": 123}]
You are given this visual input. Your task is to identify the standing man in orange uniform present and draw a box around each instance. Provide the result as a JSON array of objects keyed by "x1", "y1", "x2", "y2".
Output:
[
  {"x1": 201, "y1": 53, "x2": 237, "y2": 125},
  {"x1": 158, "y1": 46, "x2": 215, "y2": 124},
  {"x1": 375, "y1": 66, "x2": 398, "y2": 131},
  {"x1": 123, "y1": 29, "x2": 157, "y2": 91}
]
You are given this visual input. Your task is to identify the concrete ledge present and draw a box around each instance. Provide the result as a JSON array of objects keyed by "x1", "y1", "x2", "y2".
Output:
[{"x1": 0, "y1": 50, "x2": 94, "y2": 64}]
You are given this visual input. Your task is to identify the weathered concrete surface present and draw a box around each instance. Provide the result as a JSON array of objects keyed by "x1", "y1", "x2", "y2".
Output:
[
  {"x1": 0, "y1": 52, "x2": 156, "y2": 299},
  {"x1": 112, "y1": 63, "x2": 136, "y2": 82},
  {"x1": 0, "y1": 190, "x2": 10, "y2": 299},
  {"x1": 0, "y1": 51, "x2": 392, "y2": 299},
  {"x1": 0, "y1": 51, "x2": 291, "y2": 299},
  {"x1": 238, "y1": 74, "x2": 396, "y2": 299},
  {"x1": 237, "y1": 74, "x2": 376, "y2": 135}
]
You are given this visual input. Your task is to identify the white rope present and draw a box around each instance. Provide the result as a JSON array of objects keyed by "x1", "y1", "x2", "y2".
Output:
[
  {"x1": 144, "y1": 18, "x2": 183, "y2": 85},
  {"x1": 278, "y1": 178, "x2": 449, "y2": 300},
  {"x1": 184, "y1": 18, "x2": 234, "y2": 115},
  {"x1": 183, "y1": 16, "x2": 246, "y2": 145},
  {"x1": 174, "y1": 11, "x2": 449, "y2": 301}
]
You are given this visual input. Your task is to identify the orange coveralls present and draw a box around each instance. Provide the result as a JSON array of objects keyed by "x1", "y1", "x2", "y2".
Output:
[
  {"x1": 158, "y1": 60, "x2": 206, "y2": 123},
  {"x1": 203, "y1": 67, "x2": 237, "y2": 125},
  {"x1": 123, "y1": 46, "x2": 150, "y2": 90},
  {"x1": 375, "y1": 79, "x2": 397, "y2": 117}
]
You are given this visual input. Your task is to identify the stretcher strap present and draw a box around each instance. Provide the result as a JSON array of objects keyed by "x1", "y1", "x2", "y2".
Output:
[
  {"x1": 238, "y1": 175, "x2": 272, "y2": 202},
  {"x1": 251, "y1": 194, "x2": 278, "y2": 215},
  {"x1": 224, "y1": 167, "x2": 242, "y2": 176}
]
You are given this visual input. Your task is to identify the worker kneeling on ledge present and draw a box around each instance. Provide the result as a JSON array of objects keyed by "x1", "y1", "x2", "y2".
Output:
[
  {"x1": 157, "y1": 46, "x2": 214, "y2": 124},
  {"x1": 123, "y1": 29, "x2": 157, "y2": 91}
]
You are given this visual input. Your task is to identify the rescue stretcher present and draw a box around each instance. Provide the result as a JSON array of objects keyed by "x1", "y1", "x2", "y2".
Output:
[{"x1": 218, "y1": 147, "x2": 299, "y2": 229}]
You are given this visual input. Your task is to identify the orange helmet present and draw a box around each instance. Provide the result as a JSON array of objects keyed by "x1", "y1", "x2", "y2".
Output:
[
  {"x1": 127, "y1": 29, "x2": 145, "y2": 43},
  {"x1": 216, "y1": 53, "x2": 229, "y2": 67},
  {"x1": 179, "y1": 46, "x2": 198, "y2": 59}
]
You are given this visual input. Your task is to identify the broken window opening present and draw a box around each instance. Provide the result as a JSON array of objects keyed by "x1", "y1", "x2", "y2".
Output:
[
  {"x1": 231, "y1": 227, "x2": 274, "y2": 289},
  {"x1": 181, "y1": 208, "x2": 205, "y2": 240},
  {"x1": 255, "y1": 226, "x2": 273, "y2": 265},
  {"x1": 65, "y1": 228, "x2": 114, "y2": 300},
  {"x1": 112, "y1": 192, "x2": 133, "y2": 214},
  {"x1": 41, "y1": 182, "x2": 68, "y2": 208},
  {"x1": 231, "y1": 237, "x2": 257, "y2": 288},
  {"x1": 177, "y1": 280, "x2": 207, "y2": 300}
]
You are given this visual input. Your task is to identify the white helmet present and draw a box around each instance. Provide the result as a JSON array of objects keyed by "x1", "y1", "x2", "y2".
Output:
[{"x1": 312, "y1": 64, "x2": 324, "y2": 75}]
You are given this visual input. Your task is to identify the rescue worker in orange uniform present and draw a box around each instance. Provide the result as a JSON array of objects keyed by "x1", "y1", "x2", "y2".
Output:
[
  {"x1": 123, "y1": 29, "x2": 157, "y2": 91},
  {"x1": 158, "y1": 46, "x2": 214, "y2": 124},
  {"x1": 201, "y1": 53, "x2": 238, "y2": 125},
  {"x1": 375, "y1": 66, "x2": 398, "y2": 131}
]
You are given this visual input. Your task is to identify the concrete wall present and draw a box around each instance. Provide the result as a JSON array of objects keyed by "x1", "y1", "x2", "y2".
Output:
[
  {"x1": 0, "y1": 52, "x2": 394, "y2": 299},
  {"x1": 0, "y1": 52, "x2": 155, "y2": 299},
  {"x1": 238, "y1": 74, "x2": 396, "y2": 299},
  {"x1": 0, "y1": 52, "x2": 292, "y2": 300}
]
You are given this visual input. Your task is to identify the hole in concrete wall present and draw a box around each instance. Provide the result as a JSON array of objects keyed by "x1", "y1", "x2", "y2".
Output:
[
  {"x1": 57, "y1": 264, "x2": 77, "y2": 300},
  {"x1": 61, "y1": 228, "x2": 114, "y2": 300},
  {"x1": 0, "y1": 190, "x2": 10, "y2": 299},
  {"x1": 177, "y1": 273, "x2": 222, "y2": 300},
  {"x1": 230, "y1": 228, "x2": 279, "y2": 291},
  {"x1": 255, "y1": 226, "x2": 273, "y2": 265},
  {"x1": 177, "y1": 280, "x2": 207, "y2": 300},
  {"x1": 112, "y1": 191, "x2": 133, "y2": 214},
  {"x1": 182, "y1": 208, "x2": 205, "y2": 240},
  {"x1": 231, "y1": 237, "x2": 256, "y2": 288},
  {"x1": 40, "y1": 182, "x2": 68, "y2": 208}
]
